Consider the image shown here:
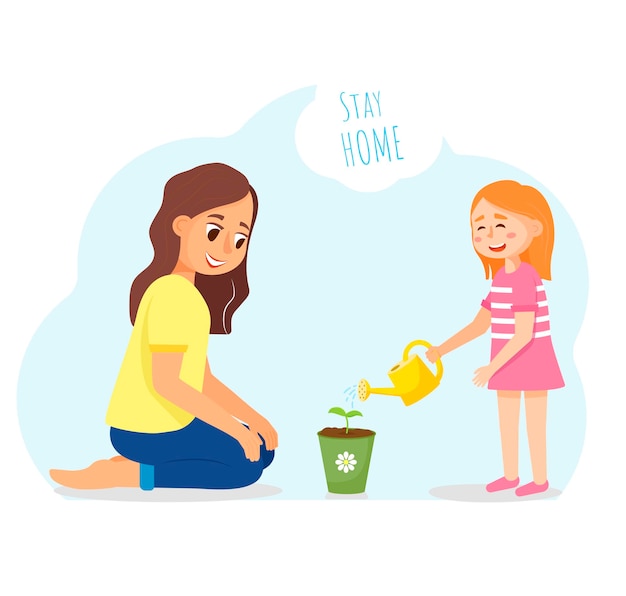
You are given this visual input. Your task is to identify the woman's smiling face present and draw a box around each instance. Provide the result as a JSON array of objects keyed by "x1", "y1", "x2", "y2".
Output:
[
  {"x1": 471, "y1": 198, "x2": 542, "y2": 261},
  {"x1": 173, "y1": 192, "x2": 254, "y2": 276}
]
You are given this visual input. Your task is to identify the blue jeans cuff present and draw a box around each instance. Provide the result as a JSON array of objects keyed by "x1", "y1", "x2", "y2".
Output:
[{"x1": 139, "y1": 463, "x2": 155, "y2": 491}]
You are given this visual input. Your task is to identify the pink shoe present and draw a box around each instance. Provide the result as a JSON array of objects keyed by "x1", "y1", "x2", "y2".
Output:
[
  {"x1": 486, "y1": 476, "x2": 520, "y2": 492},
  {"x1": 515, "y1": 481, "x2": 549, "y2": 497}
]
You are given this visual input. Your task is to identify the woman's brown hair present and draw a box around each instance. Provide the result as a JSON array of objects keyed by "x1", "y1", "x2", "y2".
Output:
[{"x1": 129, "y1": 163, "x2": 258, "y2": 333}]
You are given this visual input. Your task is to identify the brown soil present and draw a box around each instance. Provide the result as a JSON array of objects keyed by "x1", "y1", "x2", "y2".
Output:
[{"x1": 318, "y1": 427, "x2": 375, "y2": 438}]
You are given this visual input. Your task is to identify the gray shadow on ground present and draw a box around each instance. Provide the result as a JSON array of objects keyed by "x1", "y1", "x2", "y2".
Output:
[
  {"x1": 429, "y1": 484, "x2": 561, "y2": 502},
  {"x1": 325, "y1": 492, "x2": 369, "y2": 500},
  {"x1": 54, "y1": 483, "x2": 282, "y2": 502}
]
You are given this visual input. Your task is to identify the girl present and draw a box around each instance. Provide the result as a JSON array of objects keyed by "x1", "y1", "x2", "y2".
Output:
[
  {"x1": 50, "y1": 163, "x2": 277, "y2": 490},
  {"x1": 426, "y1": 180, "x2": 563, "y2": 497}
]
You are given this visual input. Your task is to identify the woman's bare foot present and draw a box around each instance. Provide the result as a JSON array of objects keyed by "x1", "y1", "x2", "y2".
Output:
[
  {"x1": 108, "y1": 455, "x2": 129, "y2": 462},
  {"x1": 50, "y1": 457, "x2": 140, "y2": 489}
]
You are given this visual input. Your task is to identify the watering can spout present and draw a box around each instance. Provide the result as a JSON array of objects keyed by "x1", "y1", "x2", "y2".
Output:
[
  {"x1": 358, "y1": 340, "x2": 444, "y2": 407},
  {"x1": 358, "y1": 379, "x2": 399, "y2": 401}
]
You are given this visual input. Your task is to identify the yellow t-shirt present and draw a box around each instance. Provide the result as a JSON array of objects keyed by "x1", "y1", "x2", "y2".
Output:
[{"x1": 105, "y1": 274, "x2": 211, "y2": 433}]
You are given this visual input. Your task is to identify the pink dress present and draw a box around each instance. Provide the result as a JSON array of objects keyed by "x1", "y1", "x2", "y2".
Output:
[{"x1": 481, "y1": 262, "x2": 564, "y2": 391}]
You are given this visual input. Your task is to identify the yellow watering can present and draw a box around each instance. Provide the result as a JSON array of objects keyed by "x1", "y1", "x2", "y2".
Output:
[{"x1": 358, "y1": 340, "x2": 443, "y2": 406}]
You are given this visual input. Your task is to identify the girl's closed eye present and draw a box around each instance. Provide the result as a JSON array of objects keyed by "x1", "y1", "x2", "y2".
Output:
[{"x1": 495, "y1": 223, "x2": 506, "y2": 229}]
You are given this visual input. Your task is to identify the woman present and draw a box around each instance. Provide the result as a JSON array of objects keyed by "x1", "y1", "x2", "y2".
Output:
[
  {"x1": 50, "y1": 163, "x2": 277, "y2": 490},
  {"x1": 426, "y1": 180, "x2": 564, "y2": 497}
]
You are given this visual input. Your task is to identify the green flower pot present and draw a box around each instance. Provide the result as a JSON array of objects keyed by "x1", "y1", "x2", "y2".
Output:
[{"x1": 318, "y1": 427, "x2": 376, "y2": 494}]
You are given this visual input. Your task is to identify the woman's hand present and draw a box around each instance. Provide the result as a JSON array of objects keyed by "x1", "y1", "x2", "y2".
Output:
[
  {"x1": 249, "y1": 416, "x2": 279, "y2": 452},
  {"x1": 233, "y1": 425, "x2": 263, "y2": 462},
  {"x1": 473, "y1": 364, "x2": 496, "y2": 387},
  {"x1": 426, "y1": 346, "x2": 441, "y2": 363}
]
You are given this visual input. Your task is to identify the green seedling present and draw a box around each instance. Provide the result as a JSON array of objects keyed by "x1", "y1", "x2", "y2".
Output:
[{"x1": 328, "y1": 406, "x2": 363, "y2": 435}]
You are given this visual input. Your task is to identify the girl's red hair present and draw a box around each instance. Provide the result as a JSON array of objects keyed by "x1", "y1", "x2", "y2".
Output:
[{"x1": 470, "y1": 180, "x2": 555, "y2": 279}]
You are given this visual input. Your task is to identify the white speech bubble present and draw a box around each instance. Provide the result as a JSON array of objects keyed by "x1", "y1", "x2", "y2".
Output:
[{"x1": 296, "y1": 80, "x2": 442, "y2": 192}]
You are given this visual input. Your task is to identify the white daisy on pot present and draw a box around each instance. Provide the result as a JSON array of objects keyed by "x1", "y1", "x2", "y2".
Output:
[{"x1": 335, "y1": 451, "x2": 357, "y2": 473}]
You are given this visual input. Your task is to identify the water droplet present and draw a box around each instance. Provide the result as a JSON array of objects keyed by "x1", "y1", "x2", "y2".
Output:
[{"x1": 342, "y1": 384, "x2": 358, "y2": 410}]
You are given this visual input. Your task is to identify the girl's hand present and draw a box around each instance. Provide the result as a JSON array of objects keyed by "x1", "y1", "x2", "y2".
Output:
[
  {"x1": 234, "y1": 425, "x2": 263, "y2": 462},
  {"x1": 249, "y1": 417, "x2": 279, "y2": 452},
  {"x1": 473, "y1": 364, "x2": 496, "y2": 387},
  {"x1": 426, "y1": 346, "x2": 441, "y2": 363}
]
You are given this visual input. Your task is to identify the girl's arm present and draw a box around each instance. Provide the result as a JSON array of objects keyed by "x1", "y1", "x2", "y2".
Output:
[
  {"x1": 426, "y1": 306, "x2": 491, "y2": 362},
  {"x1": 151, "y1": 352, "x2": 263, "y2": 461},
  {"x1": 202, "y1": 360, "x2": 278, "y2": 451},
  {"x1": 473, "y1": 310, "x2": 535, "y2": 386}
]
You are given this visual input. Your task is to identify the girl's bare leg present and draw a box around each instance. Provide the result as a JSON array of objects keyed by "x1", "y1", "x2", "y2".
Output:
[
  {"x1": 497, "y1": 391, "x2": 521, "y2": 480},
  {"x1": 50, "y1": 456, "x2": 139, "y2": 489},
  {"x1": 524, "y1": 391, "x2": 548, "y2": 485}
]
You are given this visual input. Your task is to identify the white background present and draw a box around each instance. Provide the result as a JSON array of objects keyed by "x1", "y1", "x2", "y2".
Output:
[{"x1": 2, "y1": 2, "x2": 624, "y2": 593}]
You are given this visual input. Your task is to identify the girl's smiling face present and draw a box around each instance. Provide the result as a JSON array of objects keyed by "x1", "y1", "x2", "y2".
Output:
[
  {"x1": 173, "y1": 192, "x2": 254, "y2": 276},
  {"x1": 471, "y1": 198, "x2": 543, "y2": 261}
]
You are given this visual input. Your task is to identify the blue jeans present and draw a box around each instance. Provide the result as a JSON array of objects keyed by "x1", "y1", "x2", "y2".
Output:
[{"x1": 110, "y1": 418, "x2": 274, "y2": 490}]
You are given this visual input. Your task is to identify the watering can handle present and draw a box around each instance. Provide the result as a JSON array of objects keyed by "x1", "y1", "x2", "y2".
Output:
[{"x1": 403, "y1": 339, "x2": 444, "y2": 382}]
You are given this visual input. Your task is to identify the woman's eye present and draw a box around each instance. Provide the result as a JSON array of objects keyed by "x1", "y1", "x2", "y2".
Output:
[
  {"x1": 234, "y1": 232, "x2": 247, "y2": 249},
  {"x1": 476, "y1": 226, "x2": 485, "y2": 231},
  {"x1": 206, "y1": 223, "x2": 221, "y2": 241},
  {"x1": 495, "y1": 223, "x2": 506, "y2": 229}
]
